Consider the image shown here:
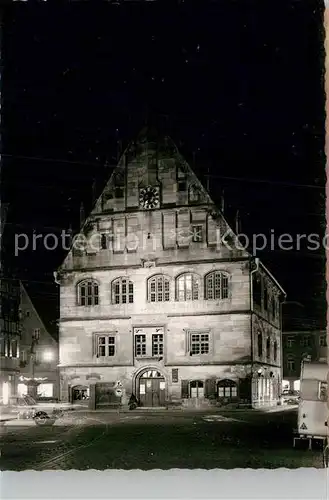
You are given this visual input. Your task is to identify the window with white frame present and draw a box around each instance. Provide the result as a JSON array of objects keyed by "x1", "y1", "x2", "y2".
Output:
[
  {"x1": 176, "y1": 273, "x2": 199, "y2": 301},
  {"x1": 148, "y1": 275, "x2": 170, "y2": 302},
  {"x1": 112, "y1": 277, "x2": 134, "y2": 304},
  {"x1": 134, "y1": 327, "x2": 164, "y2": 358},
  {"x1": 95, "y1": 334, "x2": 115, "y2": 357},
  {"x1": 77, "y1": 280, "x2": 99, "y2": 306},
  {"x1": 135, "y1": 334, "x2": 146, "y2": 356},
  {"x1": 189, "y1": 331, "x2": 210, "y2": 355},
  {"x1": 204, "y1": 271, "x2": 229, "y2": 300},
  {"x1": 152, "y1": 334, "x2": 164, "y2": 356},
  {"x1": 217, "y1": 379, "x2": 238, "y2": 399}
]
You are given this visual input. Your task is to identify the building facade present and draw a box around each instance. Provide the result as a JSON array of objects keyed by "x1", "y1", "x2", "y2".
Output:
[
  {"x1": 17, "y1": 283, "x2": 59, "y2": 400},
  {"x1": 282, "y1": 328, "x2": 327, "y2": 391},
  {"x1": 0, "y1": 277, "x2": 21, "y2": 403},
  {"x1": 57, "y1": 128, "x2": 285, "y2": 409}
]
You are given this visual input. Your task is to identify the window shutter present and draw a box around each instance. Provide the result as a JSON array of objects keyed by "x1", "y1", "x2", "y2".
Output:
[
  {"x1": 126, "y1": 216, "x2": 139, "y2": 253},
  {"x1": 112, "y1": 218, "x2": 125, "y2": 253},
  {"x1": 205, "y1": 379, "x2": 216, "y2": 398},
  {"x1": 162, "y1": 213, "x2": 176, "y2": 249},
  {"x1": 181, "y1": 380, "x2": 189, "y2": 399},
  {"x1": 207, "y1": 214, "x2": 218, "y2": 246}
]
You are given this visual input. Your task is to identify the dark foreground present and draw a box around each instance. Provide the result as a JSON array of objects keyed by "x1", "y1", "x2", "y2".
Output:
[{"x1": 0, "y1": 407, "x2": 324, "y2": 470}]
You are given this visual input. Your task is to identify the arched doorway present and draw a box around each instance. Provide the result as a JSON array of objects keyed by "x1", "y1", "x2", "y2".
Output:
[{"x1": 137, "y1": 369, "x2": 165, "y2": 407}]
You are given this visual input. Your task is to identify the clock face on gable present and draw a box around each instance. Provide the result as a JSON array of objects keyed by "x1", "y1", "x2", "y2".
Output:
[{"x1": 139, "y1": 186, "x2": 160, "y2": 209}]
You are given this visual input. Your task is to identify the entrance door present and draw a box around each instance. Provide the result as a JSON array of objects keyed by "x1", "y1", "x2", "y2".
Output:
[{"x1": 138, "y1": 370, "x2": 165, "y2": 407}]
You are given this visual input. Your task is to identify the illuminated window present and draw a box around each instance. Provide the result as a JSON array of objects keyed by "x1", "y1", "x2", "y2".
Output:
[
  {"x1": 176, "y1": 273, "x2": 199, "y2": 301},
  {"x1": 218, "y1": 379, "x2": 238, "y2": 399},
  {"x1": 77, "y1": 280, "x2": 99, "y2": 306}
]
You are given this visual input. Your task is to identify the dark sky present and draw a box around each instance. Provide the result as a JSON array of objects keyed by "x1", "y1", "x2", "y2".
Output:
[{"x1": 2, "y1": 2, "x2": 326, "y2": 336}]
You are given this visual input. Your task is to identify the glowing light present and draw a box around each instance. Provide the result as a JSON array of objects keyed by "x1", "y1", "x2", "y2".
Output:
[
  {"x1": 2, "y1": 382, "x2": 9, "y2": 405},
  {"x1": 43, "y1": 350, "x2": 54, "y2": 362}
]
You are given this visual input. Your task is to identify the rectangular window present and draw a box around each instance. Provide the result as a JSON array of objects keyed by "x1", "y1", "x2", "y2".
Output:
[
  {"x1": 178, "y1": 180, "x2": 187, "y2": 192},
  {"x1": 96, "y1": 335, "x2": 116, "y2": 357},
  {"x1": 101, "y1": 234, "x2": 107, "y2": 249},
  {"x1": 152, "y1": 334, "x2": 164, "y2": 356},
  {"x1": 287, "y1": 359, "x2": 295, "y2": 371},
  {"x1": 33, "y1": 328, "x2": 40, "y2": 340},
  {"x1": 190, "y1": 333, "x2": 209, "y2": 355},
  {"x1": 287, "y1": 336, "x2": 294, "y2": 347},
  {"x1": 191, "y1": 225, "x2": 203, "y2": 242},
  {"x1": 172, "y1": 368, "x2": 179, "y2": 383},
  {"x1": 135, "y1": 334, "x2": 146, "y2": 357},
  {"x1": 115, "y1": 186, "x2": 124, "y2": 198},
  {"x1": 300, "y1": 336, "x2": 310, "y2": 347}
]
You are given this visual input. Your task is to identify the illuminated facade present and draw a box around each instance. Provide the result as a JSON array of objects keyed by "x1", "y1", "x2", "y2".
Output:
[
  {"x1": 57, "y1": 128, "x2": 285, "y2": 408},
  {"x1": 18, "y1": 283, "x2": 59, "y2": 400}
]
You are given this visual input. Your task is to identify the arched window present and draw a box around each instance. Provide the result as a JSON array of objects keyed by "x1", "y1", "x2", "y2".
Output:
[
  {"x1": 176, "y1": 273, "x2": 199, "y2": 301},
  {"x1": 112, "y1": 277, "x2": 133, "y2": 304},
  {"x1": 204, "y1": 271, "x2": 229, "y2": 300},
  {"x1": 273, "y1": 341, "x2": 278, "y2": 362},
  {"x1": 148, "y1": 275, "x2": 170, "y2": 302},
  {"x1": 217, "y1": 379, "x2": 238, "y2": 399},
  {"x1": 266, "y1": 337, "x2": 271, "y2": 361},
  {"x1": 257, "y1": 331, "x2": 263, "y2": 358},
  {"x1": 77, "y1": 280, "x2": 99, "y2": 306}
]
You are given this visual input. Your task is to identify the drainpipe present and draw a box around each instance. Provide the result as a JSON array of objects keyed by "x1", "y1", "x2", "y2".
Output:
[{"x1": 250, "y1": 257, "x2": 259, "y2": 406}]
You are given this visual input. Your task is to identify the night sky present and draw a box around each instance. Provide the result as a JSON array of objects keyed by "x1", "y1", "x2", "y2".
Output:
[{"x1": 2, "y1": 2, "x2": 326, "y2": 337}]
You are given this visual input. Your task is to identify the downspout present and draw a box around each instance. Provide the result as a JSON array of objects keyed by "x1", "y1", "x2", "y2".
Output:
[{"x1": 250, "y1": 257, "x2": 259, "y2": 406}]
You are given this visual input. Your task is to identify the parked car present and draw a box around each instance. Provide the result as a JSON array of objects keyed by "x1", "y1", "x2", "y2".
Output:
[
  {"x1": 281, "y1": 390, "x2": 300, "y2": 405},
  {"x1": 0, "y1": 395, "x2": 82, "y2": 426}
]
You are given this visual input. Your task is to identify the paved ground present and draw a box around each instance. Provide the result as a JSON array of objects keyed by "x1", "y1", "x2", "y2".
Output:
[{"x1": 0, "y1": 407, "x2": 324, "y2": 470}]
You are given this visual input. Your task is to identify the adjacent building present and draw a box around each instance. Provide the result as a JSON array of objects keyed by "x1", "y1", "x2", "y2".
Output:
[
  {"x1": 56, "y1": 127, "x2": 286, "y2": 409},
  {"x1": 17, "y1": 283, "x2": 59, "y2": 400},
  {"x1": 282, "y1": 303, "x2": 327, "y2": 391},
  {"x1": 0, "y1": 202, "x2": 21, "y2": 403}
]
